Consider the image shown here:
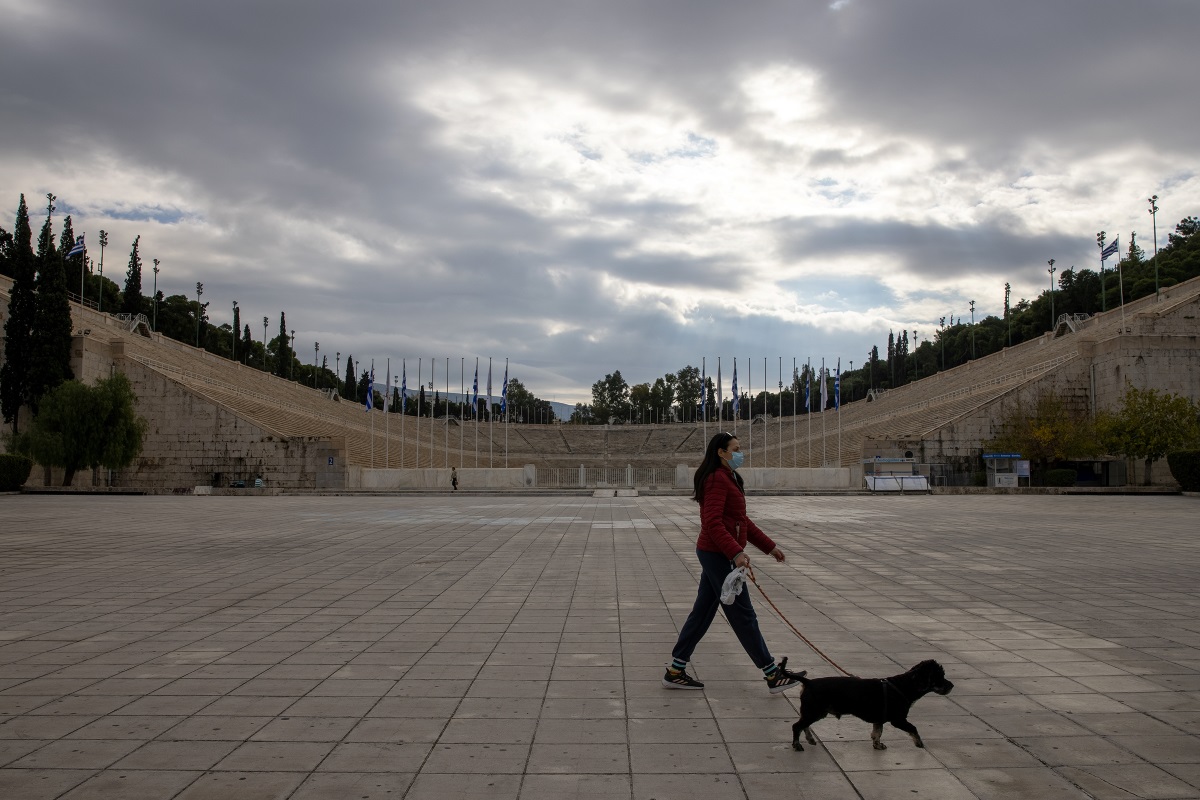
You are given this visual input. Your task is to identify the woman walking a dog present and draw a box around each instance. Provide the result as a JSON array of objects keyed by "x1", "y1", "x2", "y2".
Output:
[{"x1": 663, "y1": 431, "x2": 806, "y2": 693}]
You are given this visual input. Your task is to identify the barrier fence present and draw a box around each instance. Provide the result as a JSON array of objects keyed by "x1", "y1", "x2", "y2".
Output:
[{"x1": 537, "y1": 466, "x2": 678, "y2": 489}]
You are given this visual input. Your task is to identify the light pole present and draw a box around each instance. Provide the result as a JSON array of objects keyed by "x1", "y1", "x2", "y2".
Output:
[
  {"x1": 97, "y1": 230, "x2": 108, "y2": 312},
  {"x1": 289, "y1": 330, "x2": 295, "y2": 379},
  {"x1": 336, "y1": 352, "x2": 341, "y2": 394},
  {"x1": 1096, "y1": 231, "x2": 1107, "y2": 312},
  {"x1": 913, "y1": 332, "x2": 919, "y2": 380},
  {"x1": 314, "y1": 342, "x2": 319, "y2": 388},
  {"x1": 152, "y1": 259, "x2": 160, "y2": 331},
  {"x1": 194, "y1": 282, "x2": 203, "y2": 347},
  {"x1": 848, "y1": 360, "x2": 854, "y2": 401},
  {"x1": 1047, "y1": 259, "x2": 1056, "y2": 330},
  {"x1": 262, "y1": 317, "x2": 268, "y2": 371},
  {"x1": 939, "y1": 316, "x2": 946, "y2": 371},
  {"x1": 969, "y1": 300, "x2": 976, "y2": 359},
  {"x1": 1004, "y1": 283, "x2": 1012, "y2": 346},
  {"x1": 231, "y1": 300, "x2": 238, "y2": 361},
  {"x1": 1148, "y1": 195, "x2": 1159, "y2": 297}
]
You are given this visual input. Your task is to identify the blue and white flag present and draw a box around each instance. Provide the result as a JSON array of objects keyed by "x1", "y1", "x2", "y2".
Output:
[
  {"x1": 384, "y1": 365, "x2": 391, "y2": 413},
  {"x1": 716, "y1": 358, "x2": 722, "y2": 416},
  {"x1": 66, "y1": 235, "x2": 85, "y2": 258},
  {"x1": 401, "y1": 361, "x2": 407, "y2": 413},
  {"x1": 834, "y1": 358, "x2": 841, "y2": 410},
  {"x1": 701, "y1": 359, "x2": 706, "y2": 419},
  {"x1": 472, "y1": 360, "x2": 479, "y2": 417},
  {"x1": 500, "y1": 361, "x2": 508, "y2": 415},
  {"x1": 1101, "y1": 237, "x2": 1120, "y2": 260},
  {"x1": 731, "y1": 358, "x2": 739, "y2": 417},
  {"x1": 804, "y1": 362, "x2": 810, "y2": 412},
  {"x1": 365, "y1": 366, "x2": 374, "y2": 411}
]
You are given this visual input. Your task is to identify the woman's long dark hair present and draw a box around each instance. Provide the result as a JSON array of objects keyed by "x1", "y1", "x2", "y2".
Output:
[{"x1": 693, "y1": 431, "x2": 744, "y2": 504}]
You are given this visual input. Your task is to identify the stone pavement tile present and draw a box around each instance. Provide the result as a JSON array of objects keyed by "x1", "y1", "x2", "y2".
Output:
[
  {"x1": 12, "y1": 737, "x2": 143, "y2": 769},
  {"x1": 630, "y1": 742, "x2": 734, "y2": 773},
  {"x1": 1162, "y1": 763, "x2": 1200, "y2": 790},
  {"x1": 404, "y1": 772, "x2": 521, "y2": 800},
  {"x1": 346, "y1": 717, "x2": 446, "y2": 743},
  {"x1": 27, "y1": 694, "x2": 136, "y2": 716},
  {"x1": 545, "y1": 679, "x2": 624, "y2": 699},
  {"x1": 152, "y1": 678, "x2": 244, "y2": 696},
  {"x1": 0, "y1": 768, "x2": 94, "y2": 799},
  {"x1": 952, "y1": 767, "x2": 1094, "y2": 799},
  {"x1": 0, "y1": 714, "x2": 97, "y2": 739},
  {"x1": 1075, "y1": 711, "x2": 1189, "y2": 736},
  {"x1": 1109, "y1": 735, "x2": 1200, "y2": 763},
  {"x1": 316, "y1": 742, "x2": 433, "y2": 772},
  {"x1": 706, "y1": 693, "x2": 807, "y2": 719},
  {"x1": 631, "y1": 771, "x2": 743, "y2": 800},
  {"x1": 846, "y1": 768, "x2": 978, "y2": 800},
  {"x1": 439, "y1": 717, "x2": 536, "y2": 744},
  {"x1": 927, "y1": 738, "x2": 1047, "y2": 769},
  {"x1": 213, "y1": 740, "x2": 334, "y2": 771},
  {"x1": 115, "y1": 739, "x2": 240, "y2": 770},
  {"x1": 249, "y1": 716, "x2": 359, "y2": 742},
  {"x1": 1048, "y1": 661, "x2": 1136, "y2": 677},
  {"x1": 518, "y1": 773, "x2": 631, "y2": 800},
  {"x1": 0, "y1": 695, "x2": 56, "y2": 714},
  {"x1": 172, "y1": 770, "x2": 306, "y2": 800},
  {"x1": 110, "y1": 695, "x2": 214, "y2": 716},
  {"x1": 369, "y1": 696, "x2": 460, "y2": 717},
  {"x1": 194, "y1": 695, "x2": 293, "y2": 716},
  {"x1": 1016, "y1": 735, "x2": 1149, "y2": 767},
  {"x1": 63, "y1": 714, "x2": 184, "y2": 739},
  {"x1": 821, "y1": 739, "x2": 944, "y2": 771},
  {"x1": 227, "y1": 678, "x2": 321, "y2": 696},
  {"x1": 985, "y1": 712, "x2": 1094, "y2": 738},
  {"x1": 290, "y1": 771, "x2": 416, "y2": 800},
  {"x1": 0, "y1": 737, "x2": 51, "y2": 766},
  {"x1": 254, "y1": 663, "x2": 340, "y2": 680},
  {"x1": 328, "y1": 663, "x2": 409, "y2": 680},
  {"x1": 741, "y1": 771, "x2": 862, "y2": 800},
  {"x1": 58, "y1": 768, "x2": 202, "y2": 800},
  {"x1": 159, "y1": 715, "x2": 273, "y2": 740},
  {"x1": 630, "y1": 716, "x2": 722, "y2": 744},
  {"x1": 1058, "y1": 764, "x2": 1199, "y2": 799},
  {"x1": 627, "y1": 695, "x2": 713, "y2": 720},
  {"x1": 0, "y1": 677, "x2": 98, "y2": 696},
  {"x1": 543, "y1": 697, "x2": 625, "y2": 719},
  {"x1": 526, "y1": 742, "x2": 629, "y2": 773},
  {"x1": 282, "y1": 695, "x2": 378, "y2": 717},
  {"x1": 466, "y1": 679, "x2": 547, "y2": 699},
  {"x1": 1112, "y1": 692, "x2": 1200, "y2": 714},
  {"x1": 728, "y1": 741, "x2": 842, "y2": 773},
  {"x1": 308, "y1": 678, "x2": 396, "y2": 696},
  {"x1": 1021, "y1": 692, "x2": 1132, "y2": 715},
  {"x1": 1075, "y1": 674, "x2": 1174, "y2": 693},
  {"x1": 421, "y1": 742, "x2": 530, "y2": 773},
  {"x1": 532, "y1": 717, "x2": 627, "y2": 745},
  {"x1": 387, "y1": 679, "x2": 471, "y2": 698}
]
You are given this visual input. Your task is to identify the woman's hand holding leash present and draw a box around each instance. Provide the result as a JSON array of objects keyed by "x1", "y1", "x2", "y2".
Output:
[
  {"x1": 770, "y1": 547, "x2": 785, "y2": 563},
  {"x1": 734, "y1": 552, "x2": 750, "y2": 569}
]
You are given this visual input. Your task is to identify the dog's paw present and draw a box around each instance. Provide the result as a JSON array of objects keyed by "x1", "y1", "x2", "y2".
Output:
[
  {"x1": 792, "y1": 742, "x2": 804, "y2": 751},
  {"x1": 872, "y1": 742, "x2": 887, "y2": 750},
  {"x1": 914, "y1": 739, "x2": 925, "y2": 749}
]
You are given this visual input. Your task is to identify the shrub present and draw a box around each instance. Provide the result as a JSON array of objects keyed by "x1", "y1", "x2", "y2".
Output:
[
  {"x1": 0, "y1": 453, "x2": 33, "y2": 491},
  {"x1": 1044, "y1": 468, "x2": 1076, "y2": 487},
  {"x1": 1166, "y1": 451, "x2": 1200, "y2": 491}
]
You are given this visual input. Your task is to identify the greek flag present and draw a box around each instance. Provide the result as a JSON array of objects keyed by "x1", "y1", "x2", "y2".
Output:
[
  {"x1": 1101, "y1": 237, "x2": 1120, "y2": 260},
  {"x1": 401, "y1": 361, "x2": 407, "y2": 413},
  {"x1": 834, "y1": 358, "x2": 841, "y2": 410},
  {"x1": 472, "y1": 361, "x2": 479, "y2": 417},
  {"x1": 731, "y1": 359, "x2": 739, "y2": 416},
  {"x1": 365, "y1": 367, "x2": 374, "y2": 411},
  {"x1": 701, "y1": 359, "x2": 706, "y2": 419},
  {"x1": 66, "y1": 235, "x2": 85, "y2": 258},
  {"x1": 805, "y1": 364, "x2": 810, "y2": 412}
]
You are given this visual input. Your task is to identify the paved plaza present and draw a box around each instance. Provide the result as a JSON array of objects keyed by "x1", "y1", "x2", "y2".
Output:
[{"x1": 0, "y1": 493, "x2": 1198, "y2": 800}]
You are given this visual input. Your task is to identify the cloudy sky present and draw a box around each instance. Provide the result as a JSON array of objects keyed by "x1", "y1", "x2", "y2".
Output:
[{"x1": 3, "y1": 0, "x2": 1197, "y2": 404}]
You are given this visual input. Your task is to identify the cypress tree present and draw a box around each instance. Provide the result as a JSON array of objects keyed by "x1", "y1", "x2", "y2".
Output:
[
  {"x1": 121, "y1": 236, "x2": 144, "y2": 315},
  {"x1": 241, "y1": 324, "x2": 253, "y2": 366},
  {"x1": 274, "y1": 312, "x2": 289, "y2": 378},
  {"x1": 58, "y1": 215, "x2": 82, "y2": 300},
  {"x1": 343, "y1": 355, "x2": 355, "y2": 400},
  {"x1": 27, "y1": 209, "x2": 75, "y2": 412},
  {"x1": 0, "y1": 224, "x2": 14, "y2": 278},
  {"x1": 1, "y1": 195, "x2": 36, "y2": 433}
]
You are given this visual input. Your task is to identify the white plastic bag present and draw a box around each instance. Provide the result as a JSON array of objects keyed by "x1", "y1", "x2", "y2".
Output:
[{"x1": 720, "y1": 566, "x2": 749, "y2": 605}]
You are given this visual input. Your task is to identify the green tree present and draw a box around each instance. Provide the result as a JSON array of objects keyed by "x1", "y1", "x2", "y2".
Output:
[
  {"x1": 988, "y1": 390, "x2": 1100, "y2": 484},
  {"x1": 1, "y1": 195, "x2": 36, "y2": 432},
  {"x1": 590, "y1": 370, "x2": 629, "y2": 423},
  {"x1": 58, "y1": 215, "x2": 85, "y2": 300},
  {"x1": 0, "y1": 223, "x2": 13, "y2": 278},
  {"x1": 121, "y1": 236, "x2": 144, "y2": 315},
  {"x1": 1099, "y1": 383, "x2": 1200, "y2": 485},
  {"x1": 18, "y1": 374, "x2": 147, "y2": 486},
  {"x1": 674, "y1": 365, "x2": 701, "y2": 420},
  {"x1": 343, "y1": 355, "x2": 355, "y2": 400},
  {"x1": 27, "y1": 210, "x2": 75, "y2": 412},
  {"x1": 273, "y1": 312, "x2": 290, "y2": 378}
]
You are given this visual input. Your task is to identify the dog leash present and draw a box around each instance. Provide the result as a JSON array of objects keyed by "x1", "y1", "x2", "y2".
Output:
[{"x1": 744, "y1": 563, "x2": 856, "y2": 678}]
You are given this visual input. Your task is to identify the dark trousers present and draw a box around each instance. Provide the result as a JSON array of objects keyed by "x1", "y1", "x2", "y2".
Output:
[{"x1": 670, "y1": 548, "x2": 773, "y2": 669}]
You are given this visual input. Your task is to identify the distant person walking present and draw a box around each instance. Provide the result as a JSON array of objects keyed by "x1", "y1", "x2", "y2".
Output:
[
  {"x1": 663, "y1": 431, "x2": 805, "y2": 693},
  {"x1": 451, "y1": 467, "x2": 459, "y2": 491}
]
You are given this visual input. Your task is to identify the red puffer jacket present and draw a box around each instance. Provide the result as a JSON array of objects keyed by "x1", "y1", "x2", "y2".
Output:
[{"x1": 696, "y1": 466, "x2": 776, "y2": 561}]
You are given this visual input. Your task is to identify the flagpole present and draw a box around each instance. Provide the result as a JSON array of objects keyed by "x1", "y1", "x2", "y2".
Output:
[
  {"x1": 778, "y1": 356, "x2": 783, "y2": 468},
  {"x1": 701, "y1": 356, "x2": 707, "y2": 453},
  {"x1": 385, "y1": 358, "x2": 390, "y2": 468},
  {"x1": 370, "y1": 359, "x2": 375, "y2": 469},
  {"x1": 430, "y1": 356, "x2": 435, "y2": 468},
  {"x1": 792, "y1": 357, "x2": 797, "y2": 467},
  {"x1": 460, "y1": 357, "x2": 465, "y2": 469},
  {"x1": 488, "y1": 357, "x2": 494, "y2": 468},
  {"x1": 732, "y1": 358, "x2": 738, "y2": 443},
  {"x1": 474, "y1": 358, "x2": 479, "y2": 468},
  {"x1": 806, "y1": 358, "x2": 812, "y2": 467},
  {"x1": 446, "y1": 357, "x2": 450, "y2": 469},
  {"x1": 1119, "y1": 235, "x2": 1127, "y2": 329},
  {"x1": 401, "y1": 360, "x2": 406, "y2": 468},
  {"x1": 416, "y1": 358, "x2": 422, "y2": 468},
  {"x1": 747, "y1": 356, "x2": 752, "y2": 468},
  {"x1": 837, "y1": 359, "x2": 842, "y2": 468},
  {"x1": 503, "y1": 358, "x2": 509, "y2": 468},
  {"x1": 821, "y1": 358, "x2": 827, "y2": 467}
]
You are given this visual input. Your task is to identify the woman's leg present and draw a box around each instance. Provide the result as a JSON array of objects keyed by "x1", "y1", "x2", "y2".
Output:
[
  {"x1": 694, "y1": 549, "x2": 774, "y2": 669},
  {"x1": 669, "y1": 550, "x2": 723, "y2": 664}
]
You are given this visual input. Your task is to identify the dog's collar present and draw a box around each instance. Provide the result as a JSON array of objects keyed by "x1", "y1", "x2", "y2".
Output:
[{"x1": 882, "y1": 678, "x2": 912, "y2": 704}]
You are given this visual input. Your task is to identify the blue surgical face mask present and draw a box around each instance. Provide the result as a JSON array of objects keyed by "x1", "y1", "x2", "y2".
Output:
[{"x1": 729, "y1": 451, "x2": 745, "y2": 471}]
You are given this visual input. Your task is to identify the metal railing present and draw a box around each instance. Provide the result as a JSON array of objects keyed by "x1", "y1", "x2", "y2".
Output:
[{"x1": 538, "y1": 465, "x2": 677, "y2": 489}]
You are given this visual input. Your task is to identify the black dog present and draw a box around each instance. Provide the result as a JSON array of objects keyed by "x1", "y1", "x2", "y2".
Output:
[{"x1": 791, "y1": 660, "x2": 953, "y2": 751}]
